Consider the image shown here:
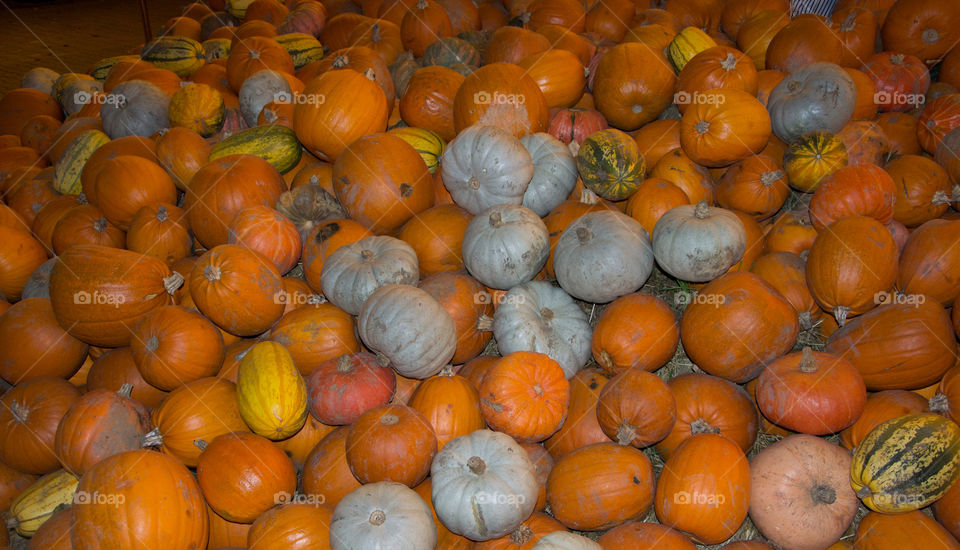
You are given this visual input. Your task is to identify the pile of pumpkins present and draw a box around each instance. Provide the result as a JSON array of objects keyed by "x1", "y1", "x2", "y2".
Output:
[{"x1": 3, "y1": 0, "x2": 960, "y2": 547}]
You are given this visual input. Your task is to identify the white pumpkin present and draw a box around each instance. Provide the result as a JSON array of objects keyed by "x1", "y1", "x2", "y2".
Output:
[
  {"x1": 520, "y1": 133, "x2": 578, "y2": 217},
  {"x1": 330, "y1": 481, "x2": 437, "y2": 550},
  {"x1": 532, "y1": 532, "x2": 603, "y2": 549},
  {"x1": 21, "y1": 67, "x2": 59, "y2": 95},
  {"x1": 462, "y1": 203, "x2": 549, "y2": 290},
  {"x1": 238, "y1": 70, "x2": 293, "y2": 126},
  {"x1": 100, "y1": 80, "x2": 171, "y2": 139},
  {"x1": 492, "y1": 281, "x2": 592, "y2": 378},
  {"x1": 554, "y1": 210, "x2": 654, "y2": 303},
  {"x1": 357, "y1": 284, "x2": 457, "y2": 378},
  {"x1": 651, "y1": 201, "x2": 747, "y2": 282},
  {"x1": 320, "y1": 235, "x2": 419, "y2": 315},
  {"x1": 431, "y1": 429, "x2": 539, "y2": 541},
  {"x1": 441, "y1": 124, "x2": 534, "y2": 214}
]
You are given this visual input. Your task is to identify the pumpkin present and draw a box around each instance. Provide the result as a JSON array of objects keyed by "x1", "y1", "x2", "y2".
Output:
[
  {"x1": 306, "y1": 352, "x2": 395, "y2": 425},
  {"x1": 736, "y1": 10, "x2": 788, "y2": 70},
  {"x1": 345, "y1": 403, "x2": 437, "y2": 487},
  {"x1": 483, "y1": 26, "x2": 549, "y2": 65},
  {"x1": 933, "y1": 367, "x2": 960, "y2": 424},
  {"x1": 546, "y1": 442, "x2": 654, "y2": 531},
  {"x1": 146, "y1": 377, "x2": 249, "y2": 467},
  {"x1": 407, "y1": 367, "x2": 483, "y2": 451},
  {"x1": 675, "y1": 46, "x2": 758, "y2": 116},
  {"x1": 227, "y1": 206, "x2": 301, "y2": 274},
  {"x1": 897, "y1": 219, "x2": 960, "y2": 305},
  {"x1": 268, "y1": 299, "x2": 358, "y2": 372},
  {"x1": 492, "y1": 281, "x2": 592, "y2": 378},
  {"x1": 888, "y1": 155, "x2": 952, "y2": 227},
  {"x1": 590, "y1": 292, "x2": 677, "y2": 375},
  {"x1": 301, "y1": 219, "x2": 374, "y2": 292},
  {"x1": 8, "y1": 469, "x2": 78, "y2": 537},
  {"x1": 349, "y1": 20, "x2": 404, "y2": 66},
  {"x1": 128, "y1": 304, "x2": 224, "y2": 391},
  {"x1": 91, "y1": 155, "x2": 177, "y2": 231},
  {"x1": 837, "y1": 120, "x2": 890, "y2": 166},
  {"x1": 543, "y1": 368, "x2": 609, "y2": 459},
  {"x1": 749, "y1": 435, "x2": 859, "y2": 550},
  {"x1": 515, "y1": 49, "x2": 586, "y2": 110},
  {"x1": 843, "y1": 67, "x2": 879, "y2": 121},
  {"x1": 474, "y1": 511, "x2": 565, "y2": 548},
  {"x1": 398, "y1": 66, "x2": 464, "y2": 142},
  {"x1": 0, "y1": 378, "x2": 80, "y2": 475},
  {"x1": 125, "y1": 204, "x2": 193, "y2": 266},
  {"x1": 765, "y1": 14, "x2": 843, "y2": 74},
  {"x1": 99, "y1": 80, "x2": 171, "y2": 139},
  {"x1": 86, "y1": 348, "x2": 168, "y2": 409},
  {"x1": 207, "y1": 503, "x2": 253, "y2": 548},
  {"x1": 330, "y1": 481, "x2": 437, "y2": 549},
  {"x1": 547, "y1": 108, "x2": 607, "y2": 147},
  {"x1": 400, "y1": 0, "x2": 453, "y2": 57},
  {"x1": 575, "y1": 128, "x2": 644, "y2": 201},
  {"x1": 667, "y1": 26, "x2": 717, "y2": 73},
  {"x1": 934, "y1": 476, "x2": 960, "y2": 540},
  {"x1": 236, "y1": 340, "x2": 307, "y2": 439},
  {"x1": 275, "y1": 414, "x2": 336, "y2": 472},
  {"x1": 553, "y1": 210, "x2": 653, "y2": 303},
  {"x1": 595, "y1": 369, "x2": 675, "y2": 448},
  {"x1": 680, "y1": 271, "x2": 798, "y2": 382},
  {"x1": 855, "y1": 510, "x2": 960, "y2": 549},
  {"x1": 877, "y1": 112, "x2": 921, "y2": 156},
  {"x1": 841, "y1": 390, "x2": 929, "y2": 450},
  {"x1": 395, "y1": 205, "x2": 470, "y2": 278},
  {"x1": 247, "y1": 502, "x2": 334, "y2": 550},
  {"x1": 49, "y1": 203, "x2": 126, "y2": 255},
  {"x1": 763, "y1": 208, "x2": 817, "y2": 255},
  {"x1": 624, "y1": 178, "x2": 690, "y2": 238},
  {"x1": 301, "y1": 426, "x2": 363, "y2": 508},
  {"x1": 441, "y1": 124, "x2": 534, "y2": 215},
  {"x1": 70, "y1": 450, "x2": 208, "y2": 549},
  {"x1": 27, "y1": 506, "x2": 71, "y2": 550},
  {"x1": 715, "y1": 155, "x2": 787, "y2": 220},
  {"x1": 0, "y1": 297, "x2": 88, "y2": 384},
  {"x1": 881, "y1": 0, "x2": 960, "y2": 66},
  {"x1": 319, "y1": 235, "x2": 418, "y2": 315},
  {"x1": 782, "y1": 130, "x2": 848, "y2": 192},
  {"x1": 478, "y1": 351, "x2": 569, "y2": 443},
  {"x1": 0, "y1": 227, "x2": 43, "y2": 302},
  {"x1": 861, "y1": 52, "x2": 930, "y2": 112},
  {"x1": 592, "y1": 42, "x2": 676, "y2": 130},
  {"x1": 332, "y1": 132, "x2": 434, "y2": 234},
  {"x1": 851, "y1": 413, "x2": 960, "y2": 513},
  {"x1": 756, "y1": 347, "x2": 867, "y2": 435},
  {"x1": 155, "y1": 127, "x2": 210, "y2": 190},
  {"x1": 664, "y1": 374, "x2": 758, "y2": 462},
  {"x1": 197, "y1": 431, "x2": 297, "y2": 523},
  {"x1": 518, "y1": 132, "x2": 577, "y2": 216},
  {"x1": 749, "y1": 251, "x2": 820, "y2": 328},
  {"x1": 825, "y1": 300, "x2": 957, "y2": 390},
  {"x1": 418, "y1": 272, "x2": 494, "y2": 364},
  {"x1": 453, "y1": 62, "x2": 549, "y2": 137},
  {"x1": 806, "y1": 216, "x2": 899, "y2": 325},
  {"x1": 462, "y1": 203, "x2": 549, "y2": 289},
  {"x1": 832, "y1": 7, "x2": 876, "y2": 68},
  {"x1": 651, "y1": 202, "x2": 746, "y2": 282},
  {"x1": 189, "y1": 244, "x2": 285, "y2": 336},
  {"x1": 767, "y1": 62, "x2": 856, "y2": 143}
]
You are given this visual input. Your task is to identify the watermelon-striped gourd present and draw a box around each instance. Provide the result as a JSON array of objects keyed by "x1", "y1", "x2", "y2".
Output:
[
  {"x1": 88, "y1": 55, "x2": 140, "y2": 81},
  {"x1": 388, "y1": 126, "x2": 445, "y2": 174},
  {"x1": 275, "y1": 33, "x2": 324, "y2": 70},
  {"x1": 53, "y1": 129, "x2": 110, "y2": 195},
  {"x1": 209, "y1": 124, "x2": 302, "y2": 174},
  {"x1": 141, "y1": 36, "x2": 205, "y2": 77}
]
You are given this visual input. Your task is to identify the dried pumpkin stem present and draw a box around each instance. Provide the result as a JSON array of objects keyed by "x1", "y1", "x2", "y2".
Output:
[
  {"x1": 811, "y1": 484, "x2": 837, "y2": 505},
  {"x1": 833, "y1": 305, "x2": 849, "y2": 327},
  {"x1": 117, "y1": 383, "x2": 134, "y2": 398},
  {"x1": 193, "y1": 439, "x2": 208, "y2": 451},
  {"x1": 510, "y1": 526, "x2": 534, "y2": 545},
  {"x1": 337, "y1": 354, "x2": 353, "y2": 373},
  {"x1": 9, "y1": 400, "x2": 27, "y2": 423},
  {"x1": 616, "y1": 423, "x2": 637, "y2": 446},
  {"x1": 798, "y1": 347, "x2": 817, "y2": 373},
  {"x1": 141, "y1": 427, "x2": 163, "y2": 447},
  {"x1": 689, "y1": 417, "x2": 720, "y2": 434},
  {"x1": 576, "y1": 226, "x2": 591, "y2": 244},
  {"x1": 164, "y1": 272, "x2": 185, "y2": 295},
  {"x1": 369, "y1": 510, "x2": 386, "y2": 526},
  {"x1": 156, "y1": 205, "x2": 169, "y2": 222},
  {"x1": 693, "y1": 201, "x2": 710, "y2": 219},
  {"x1": 476, "y1": 314, "x2": 493, "y2": 331},
  {"x1": 929, "y1": 393, "x2": 950, "y2": 414},
  {"x1": 467, "y1": 456, "x2": 486, "y2": 475}
]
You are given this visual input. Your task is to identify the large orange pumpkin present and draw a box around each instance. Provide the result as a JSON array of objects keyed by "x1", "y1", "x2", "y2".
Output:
[
  {"x1": 225, "y1": 36, "x2": 295, "y2": 91},
  {"x1": 897, "y1": 219, "x2": 960, "y2": 305},
  {"x1": 408, "y1": 366, "x2": 484, "y2": 451},
  {"x1": 543, "y1": 368, "x2": 609, "y2": 459},
  {"x1": 301, "y1": 427, "x2": 363, "y2": 508},
  {"x1": 129, "y1": 305, "x2": 226, "y2": 391},
  {"x1": 345, "y1": 403, "x2": 438, "y2": 486},
  {"x1": 0, "y1": 297, "x2": 88, "y2": 383},
  {"x1": 765, "y1": 14, "x2": 843, "y2": 74},
  {"x1": 679, "y1": 88, "x2": 770, "y2": 167},
  {"x1": 269, "y1": 302, "x2": 359, "y2": 375},
  {"x1": 0, "y1": 377, "x2": 81, "y2": 474},
  {"x1": 590, "y1": 292, "x2": 678, "y2": 374},
  {"x1": 228, "y1": 205, "x2": 302, "y2": 274},
  {"x1": 453, "y1": 62, "x2": 550, "y2": 137},
  {"x1": 478, "y1": 351, "x2": 570, "y2": 443},
  {"x1": 399, "y1": 66, "x2": 464, "y2": 142},
  {"x1": 126, "y1": 203, "x2": 193, "y2": 266},
  {"x1": 418, "y1": 272, "x2": 493, "y2": 364},
  {"x1": 592, "y1": 42, "x2": 676, "y2": 130}
]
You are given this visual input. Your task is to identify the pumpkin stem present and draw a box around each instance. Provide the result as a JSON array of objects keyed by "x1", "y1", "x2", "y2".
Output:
[
  {"x1": 360, "y1": 249, "x2": 375, "y2": 262},
  {"x1": 811, "y1": 484, "x2": 837, "y2": 505},
  {"x1": 616, "y1": 423, "x2": 637, "y2": 446},
  {"x1": 163, "y1": 272, "x2": 184, "y2": 295},
  {"x1": 856, "y1": 486, "x2": 872, "y2": 499},
  {"x1": 363, "y1": 68, "x2": 376, "y2": 81},
  {"x1": 930, "y1": 392, "x2": 950, "y2": 414},
  {"x1": 467, "y1": 176, "x2": 481, "y2": 190},
  {"x1": 307, "y1": 294, "x2": 327, "y2": 305},
  {"x1": 203, "y1": 265, "x2": 222, "y2": 282},
  {"x1": 539, "y1": 307, "x2": 554, "y2": 322},
  {"x1": 922, "y1": 28, "x2": 939, "y2": 45},
  {"x1": 833, "y1": 306, "x2": 849, "y2": 327},
  {"x1": 6, "y1": 517, "x2": 16, "y2": 529},
  {"x1": 375, "y1": 352, "x2": 391, "y2": 367},
  {"x1": 439, "y1": 364, "x2": 454, "y2": 376},
  {"x1": 695, "y1": 120, "x2": 710, "y2": 135},
  {"x1": 693, "y1": 201, "x2": 709, "y2": 219},
  {"x1": 77, "y1": 192, "x2": 88, "y2": 205},
  {"x1": 379, "y1": 413, "x2": 399, "y2": 425},
  {"x1": 369, "y1": 510, "x2": 386, "y2": 526},
  {"x1": 689, "y1": 417, "x2": 720, "y2": 434},
  {"x1": 576, "y1": 226, "x2": 591, "y2": 244},
  {"x1": 467, "y1": 456, "x2": 486, "y2": 475},
  {"x1": 155, "y1": 205, "x2": 169, "y2": 222},
  {"x1": 841, "y1": 10, "x2": 857, "y2": 31},
  {"x1": 760, "y1": 170, "x2": 783, "y2": 186},
  {"x1": 798, "y1": 310, "x2": 814, "y2": 331},
  {"x1": 416, "y1": 0, "x2": 427, "y2": 9},
  {"x1": 117, "y1": 383, "x2": 134, "y2": 398},
  {"x1": 194, "y1": 439, "x2": 208, "y2": 451},
  {"x1": 488, "y1": 211, "x2": 504, "y2": 227},
  {"x1": 399, "y1": 183, "x2": 413, "y2": 198},
  {"x1": 798, "y1": 347, "x2": 817, "y2": 373},
  {"x1": 597, "y1": 350, "x2": 614, "y2": 371},
  {"x1": 141, "y1": 427, "x2": 163, "y2": 447},
  {"x1": 719, "y1": 52, "x2": 737, "y2": 71},
  {"x1": 332, "y1": 55, "x2": 349, "y2": 69},
  {"x1": 249, "y1": 49, "x2": 261, "y2": 60},
  {"x1": 889, "y1": 53, "x2": 905, "y2": 66},
  {"x1": 371, "y1": 23, "x2": 381, "y2": 42},
  {"x1": 932, "y1": 190, "x2": 952, "y2": 206},
  {"x1": 93, "y1": 217, "x2": 108, "y2": 233},
  {"x1": 337, "y1": 354, "x2": 353, "y2": 373},
  {"x1": 476, "y1": 314, "x2": 493, "y2": 331},
  {"x1": 9, "y1": 400, "x2": 28, "y2": 423},
  {"x1": 579, "y1": 188, "x2": 599, "y2": 205},
  {"x1": 510, "y1": 526, "x2": 534, "y2": 545}
]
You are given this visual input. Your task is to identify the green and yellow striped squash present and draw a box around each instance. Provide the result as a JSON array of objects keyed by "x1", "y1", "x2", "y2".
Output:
[
  {"x1": 201, "y1": 38, "x2": 232, "y2": 62},
  {"x1": 668, "y1": 27, "x2": 717, "y2": 73},
  {"x1": 851, "y1": 413, "x2": 960, "y2": 513},
  {"x1": 388, "y1": 126, "x2": 445, "y2": 174},
  {"x1": 141, "y1": 36, "x2": 205, "y2": 77},
  {"x1": 54, "y1": 129, "x2": 110, "y2": 195},
  {"x1": 88, "y1": 55, "x2": 140, "y2": 81},
  {"x1": 209, "y1": 124, "x2": 302, "y2": 174},
  {"x1": 275, "y1": 33, "x2": 324, "y2": 70},
  {"x1": 9, "y1": 469, "x2": 78, "y2": 537},
  {"x1": 226, "y1": 0, "x2": 257, "y2": 19},
  {"x1": 52, "y1": 73, "x2": 95, "y2": 106},
  {"x1": 576, "y1": 128, "x2": 645, "y2": 201}
]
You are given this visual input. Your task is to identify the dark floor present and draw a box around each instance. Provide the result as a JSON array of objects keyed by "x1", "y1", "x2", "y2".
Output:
[{"x1": 0, "y1": 0, "x2": 184, "y2": 93}]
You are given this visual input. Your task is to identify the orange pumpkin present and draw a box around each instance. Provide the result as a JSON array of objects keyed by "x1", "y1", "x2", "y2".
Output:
[
  {"x1": 418, "y1": 272, "x2": 493, "y2": 364},
  {"x1": 542, "y1": 368, "x2": 608, "y2": 459},
  {"x1": 92, "y1": 155, "x2": 178, "y2": 230},
  {"x1": 624, "y1": 178, "x2": 690, "y2": 237},
  {"x1": 269, "y1": 302, "x2": 359, "y2": 375},
  {"x1": 598, "y1": 522, "x2": 697, "y2": 549},
  {"x1": 765, "y1": 14, "x2": 843, "y2": 74},
  {"x1": 648, "y1": 148, "x2": 715, "y2": 205},
  {"x1": 516, "y1": 49, "x2": 586, "y2": 109},
  {"x1": 453, "y1": 62, "x2": 550, "y2": 137},
  {"x1": 228, "y1": 205, "x2": 302, "y2": 274},
  {"x1": 897, "y1": 219, "x2": 960, "y2": 305},
  {"x1": 398, "y1": 66, "x2": 464, "y2": 142},
  {"x1": 478, "y1": 351, "x2": 570, "y2": 443},
  {"x1": 398, "y1": 204, "x2": 471, "y2": 276},
  {"x1": 679, "y1": 88, "x2": 770, "y2": 167},
  {"x1": 0, "y1": 377, "x2": 81, "y2": 474},
  {"x1": 86, "y1": 347, "x2": 169, "y2": 409},
  {"x1": 763, "y1": 208, "x2": 817, "y2": 255},
  {"x1": 129, "y1": 305, "x2": 226, "y2": 391},
  {"x1": 888, "y1": 155, "x2": 952, "y2": 227},
  {"x1": 596, "y1": 369, "x2": 677, "y2": 448},
  {"x1": 839, "y1": 390, "x2": 929, "y2": 449},
  {"x1": 750, "y1": 251, "x2": 819, "y2": 328},
  {"x1": 715, "y1": 155, "x2": 787, "y2": 220},
  {"x1": 590, "y1": 292, "x2": 678, "y2": 374},
  {"x1": 126, "y1": 203, "x2": 194, "y2": 266},
  {"x1": 0, "y1": 298, "x2": 88, "y2": 384},
  {"x1": 632, "y1": 119, "x2": 680, "y2": 170},
  {"x1": 345, "y1": 403, "x2": 438, "y2": 486},
  {"x1": 876, "y1": 111, "x2": 921, "y2": 156},
  {"x1": 226, "y1": 36, "x2": 295, "y2": 91},
  {"x1": 301, "y1": 219, "x2": 374, "y2": 292},
  {"x1": 854, "y1": 510, "x2": 960, "y2": 549},
  {"x1": 592, "y1": 42, "x2": 677, "y2": 130},
  {"x1": 484, "y1": 26, "x2": 550, "y2": 65},
  {"x1": 155, "y1": 127, "x2": 211, "y2": 190},
  {"x1": 808, "y1": 164, "x2": 897, "y2": 231},
  {"x1": 736, "y1": 10, "x2": 789, "y2": 71},
  {"x1": 408, "y1": 366, "x2": 484, "y2": 451},
  {"x1": 675, "y1": 46, "x2": 758, "y2": 115},
  {"x1": 719, "y1": 0, "x2": 788, "y2": 39},
  {"x1": 50, "y1": 204, "x2": 126, "y2": 255}
]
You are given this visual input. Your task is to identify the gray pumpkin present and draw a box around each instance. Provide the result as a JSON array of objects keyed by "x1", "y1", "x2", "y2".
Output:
[
  {"x1": 21, "y1": 68, "x2": 59, "y2": 95},
  {"x1": 320, "y1": 235, "x2": 419, "y2": 315},
  {"x1": 357, "y1": 284, "x2": 456, "y2": 379},
  {"x1": 652, "y1": 201, "x2": 746, "y2": 282},
  {"x1": 238, "y1": 70, "x2": 292, "y2": 127},
  {"x1": 554, "y1": 210, "x2": 654, "y2": 303},
  {"x1": 492, "y1": 280, "x2": 592, "y2": 378},
  {"x1": 462, "y1": 203, "x2": 549, "y2": 290},
  {"x1": 330, "y1": 481, "x2": 437, "y2": 550},
  {"x1": 767, "y1": 62, "x2": 856, "y2": 143},
  {"x1": 100, "y1": 80, "x2": 170, "y2": 139},
  {"x1": 520, "y1": 132, "x2": 578, "y2": 217},
  {"x1": 442, "y1": 125, "x2": 534, "y2": 215}
]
